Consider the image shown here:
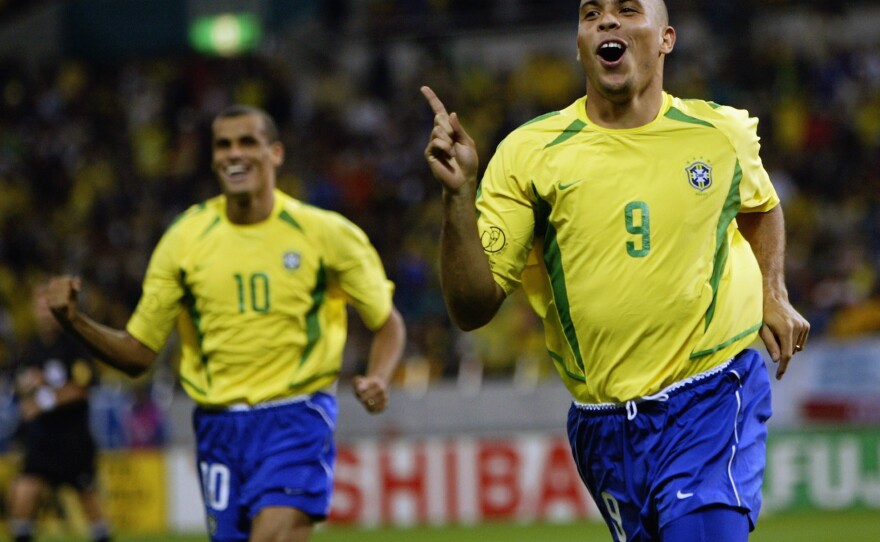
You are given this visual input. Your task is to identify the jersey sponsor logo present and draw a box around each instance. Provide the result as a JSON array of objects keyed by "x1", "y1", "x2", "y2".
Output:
[
  {"x1": 686, "y1": 161, "x2": 713, "y2": 191},
  {"x1": 480, "y1": 226, "x2": 507, "y2": 253},
  {"x1": 283, "y1": 251, "x2": 301, "y2": 270},
  {"x1": 558, "y1": 179, "x2": 584, "y2": 191}
]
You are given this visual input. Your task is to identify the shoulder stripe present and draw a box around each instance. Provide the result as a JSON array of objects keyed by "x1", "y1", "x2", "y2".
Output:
[
  {"x1": 279, "y1": 209, "x2": 303, "y2": 232},
  {"x1": 199, "y1": 216, "x2": 222, "y2": 240},
  {"x1": 665, "y1": 107, "x2": 715, "y2": 128},
  {"x1": 166, "y1": 202, "x2": 207, "y2": 231},
  {"x1": 519, "y1": 110, "x2": 560, "y2": 129},
  {"x1": 544, "y1": 119, "x2": 587, "y2": 149}
]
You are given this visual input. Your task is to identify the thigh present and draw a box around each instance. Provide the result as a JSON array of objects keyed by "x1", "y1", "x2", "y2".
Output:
[
  {"x1": 568, "y1": 404, "x2": 652, "y2": 542},
  {"x1": 194, "y1": 412, "x2": 248, "y2": 542},
  {"x1": 245, "y1": 395, "x2": 338, "y2": 521},
  {"x1": 655, "y1": 350, "x2": 772, "y2": 531},
  {"x1": 251, "y1": 506, "x2": 313, "y2": 542},
  {"x1": 9, "y1": 474, "x2": 48, "y2": 518},
  {"x1": 660, "y1": 505, "x2": 749, "y2": 542}
]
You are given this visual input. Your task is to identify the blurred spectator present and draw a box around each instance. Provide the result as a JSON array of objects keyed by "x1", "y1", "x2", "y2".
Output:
[
  {"x1": 0, "y1": 2, "x2": 878, "y2": 416},
  {"x1": 124, "y1": 384, "x2": 166, "y2": 449},
  {"x1": 7, "y1": 284, "x2": 112, "y2": 542}
]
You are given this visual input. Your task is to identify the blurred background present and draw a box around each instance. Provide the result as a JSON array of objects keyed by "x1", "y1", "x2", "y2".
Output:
[{"x1": 0, "y1": 0, "x2": 879, "y2": 538}]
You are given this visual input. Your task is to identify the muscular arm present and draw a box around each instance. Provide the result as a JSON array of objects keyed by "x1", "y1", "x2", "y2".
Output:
[
  {"x1": 737, "y1": 205, "x2": 810, "y2": 379},
  {"x1": 421, "y1": 85, "x2": 505, "y2": 330},
  {"x1": 47, "y1": 276, "x2": 156, "y2": 377},
  {"x1": 353, "y1": 305, "x2": 406, "y2": 414},
  {"x1": 441, "y1": 189, "x2": 506, "y2": 330}
]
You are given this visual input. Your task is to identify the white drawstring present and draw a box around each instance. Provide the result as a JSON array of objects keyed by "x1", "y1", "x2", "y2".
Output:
[
  {"x1": 626, "y1": 401, "x2": 637, "y2": 420},
  {"x1": 625, "y1": 392, "x2": 670, "y2": 421}
]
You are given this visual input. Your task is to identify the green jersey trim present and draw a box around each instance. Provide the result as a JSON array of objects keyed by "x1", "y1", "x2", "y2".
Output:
[
  {"x1": 289, "y1": 370, "x2": 340, "y2": 392},
  {"x1": 519, "y1": 110, "x2": 560, "y2": 129},
  {"x1": 199, "y1": 216, "x2": 222, "y2": 240},
  {"x1": 299, "y1": 261, "x2": 327, "y2": 367},
  {"x1": 705, "y1": 161, "x2": 743, "y2": 328},
  {"x1": 544, "y1": 119, "x2": 587, "y2": 149},
  {"x1": 181, "y1": 269, "x2": 211, "y2": 387},
  {"x1": 180, "y1": 375, "x2": 207, "y2": 396},
  {"x1": 279, "y1": 209, "x2": 304, "y2": 231},
  {"x1": 534, "y1": 184, "x2": 586, "y2": 372},
  {"x1": 664, "y1": 107, "x2": 715, "y2": 128},
  {"x1": 690, "y1": 321, "x2": 762, "y2": 359},
  {"x1": 548, "y1": 350, "x2": 586, "y2": 383}
]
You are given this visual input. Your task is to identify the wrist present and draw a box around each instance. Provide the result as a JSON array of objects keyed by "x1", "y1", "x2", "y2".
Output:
[
  {"x1": 34, "y1": 386, "x2": 57, "y2": 412},
  {"x1": 442, "y1": 180, "x2": 478, "y2": 201}
]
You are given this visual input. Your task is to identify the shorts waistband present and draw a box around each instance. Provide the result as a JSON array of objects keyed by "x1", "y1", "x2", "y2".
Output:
[
  {"x1": 199, "y1": 394, "x2": 313, "y2": 412},
  {"x1": 572, "y1": 356, "x2": 737, "y2": 415}
]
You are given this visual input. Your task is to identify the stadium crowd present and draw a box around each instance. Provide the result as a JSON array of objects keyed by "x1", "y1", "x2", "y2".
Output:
[{"x1": 0, "y1": 2, "x2": 879, "y2": 447}]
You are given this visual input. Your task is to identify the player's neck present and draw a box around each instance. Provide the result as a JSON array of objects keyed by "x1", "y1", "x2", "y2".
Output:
[
  {"x1": 225, "y1": 190, "x2": 275, "y2": 224},
  {"x1": 586, "y1": 83, "x2": 665, "y2": 130}
]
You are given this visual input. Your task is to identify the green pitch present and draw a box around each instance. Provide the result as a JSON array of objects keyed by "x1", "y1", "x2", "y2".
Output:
[{"x1": 38, "y1": 509, "x2": 880, "y2": 541}]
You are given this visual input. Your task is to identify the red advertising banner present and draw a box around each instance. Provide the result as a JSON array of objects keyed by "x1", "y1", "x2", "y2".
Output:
[{"x1": 328, "y1": 434, "x2": 600, "y2": 526}]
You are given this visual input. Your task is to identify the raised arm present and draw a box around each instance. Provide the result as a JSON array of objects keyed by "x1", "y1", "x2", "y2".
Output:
[
  {"x1": 46, "y1": 276, "x2": 156, "y2": 377},
  {"x1": 737, "y1": 205, "x2": 810, "y2": 379},
  {"x1": 421, "y1": 85, "x2": 505, "y2": 330},
  {"x1": 353, "y1": 305, "x2": 406, "y2": 414}
]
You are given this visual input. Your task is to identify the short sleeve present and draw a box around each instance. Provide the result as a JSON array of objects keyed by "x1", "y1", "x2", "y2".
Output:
[
  {"x1": 126, "y1": 229, "x2": 183, "y2": 352},
  {"x1": 722, "y1": 107, "x2": 780, "y2": 213},
  {"x1": 475, "y1": 140, "x2": 537, "y2": 295},
  {"x1": 323, "y1": 213, "x2": 394, "y2": 331}
]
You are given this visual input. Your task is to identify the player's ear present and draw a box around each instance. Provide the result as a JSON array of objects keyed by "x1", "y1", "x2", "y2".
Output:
[
  {"x1": 271, "y1": 141, "x2": 284, "y2": 167},
  {"x1": 659, "y1": 25, "x2": 675, "y2": 54}
]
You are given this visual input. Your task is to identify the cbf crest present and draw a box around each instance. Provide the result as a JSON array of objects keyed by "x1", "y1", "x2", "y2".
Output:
[
  {"x1": 283, "y1": 251, "x2": 301, "y2": 270},
  {"x1": 686, "y1": 162, "x2": 713, "y2": 192}
]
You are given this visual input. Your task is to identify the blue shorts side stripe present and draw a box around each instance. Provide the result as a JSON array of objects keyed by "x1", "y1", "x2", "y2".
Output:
[
  {"x1": 193, "y1": 392, "x2": 339, "y2": 541},
  {"x1": 567, "y1": 349, "x2": 772, "y2": 541}
]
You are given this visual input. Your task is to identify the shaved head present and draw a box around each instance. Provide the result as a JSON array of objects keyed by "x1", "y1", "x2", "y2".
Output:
[{"x1": 656, "y1": 0, "x2": 669, "y2": 25}]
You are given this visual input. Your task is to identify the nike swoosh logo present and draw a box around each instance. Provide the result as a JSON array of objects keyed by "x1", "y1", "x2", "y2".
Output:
[
  {"x1": 558, "y1": 179, "x2": 583, "y2": 190},
  {"x1": 676, "y1": 490, "x2": 694, "y2": 499}
]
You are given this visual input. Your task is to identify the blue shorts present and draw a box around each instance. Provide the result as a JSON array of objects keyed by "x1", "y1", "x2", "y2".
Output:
[
  {"x1": 193, "y1": 392, "x2": 338, "y2": 541},
  {"x1": 567, "y1": 349, "x2": 772, "y2": 542}
]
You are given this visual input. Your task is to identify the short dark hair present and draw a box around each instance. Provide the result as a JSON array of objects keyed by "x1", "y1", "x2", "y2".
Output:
[{"x1": 214, "y1": 104, "x2": 280, "y2": 143}]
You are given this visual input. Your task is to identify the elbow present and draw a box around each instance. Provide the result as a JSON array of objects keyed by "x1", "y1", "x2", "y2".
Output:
[
  {"x1": 122, "y1": 364, "x2": 150, "y2": 378},
  {"x1": 106, "y1": 345, "x2": 155, "y2": 378},
  {"x1": 450, "y1": 310, "x2": 492, "y2": 332},
  {"x1": 445, "y1": 290, "x2": 502, "y2": 331}
]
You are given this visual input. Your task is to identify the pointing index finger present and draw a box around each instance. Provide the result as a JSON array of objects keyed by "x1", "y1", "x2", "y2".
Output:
[{"x1": 420, "y1": 85, "x2": 448, "y2": 116}]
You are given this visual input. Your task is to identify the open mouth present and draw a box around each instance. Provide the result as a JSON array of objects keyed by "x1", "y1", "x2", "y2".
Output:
[
  {"x1": 225, "y1": 163, "x2": 250, "y2": 180},
  {"x1": 597, "y1": 41, "x2": 626, "y2": 63}
]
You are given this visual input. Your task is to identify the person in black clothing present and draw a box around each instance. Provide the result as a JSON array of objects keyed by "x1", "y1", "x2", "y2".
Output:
[{"x1": 7, "y1": 285, "x2": 111, "y2": 542}]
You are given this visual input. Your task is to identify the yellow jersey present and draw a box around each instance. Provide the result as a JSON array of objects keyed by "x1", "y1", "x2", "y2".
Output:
[
  {"x1": 477, "y1": 92, "x2": 778, "y2": 403},
  {"x1": 127, "y1": 190, "x2": 394, "y2": 407}
]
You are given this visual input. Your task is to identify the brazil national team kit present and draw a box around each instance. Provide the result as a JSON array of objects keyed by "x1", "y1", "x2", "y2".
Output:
[
  {"x1": 476, "y1": 92, "x2": 777, "y2": 538},
  {"x1": 126, "y1": 190, "x2": 394, "y2": 537}
]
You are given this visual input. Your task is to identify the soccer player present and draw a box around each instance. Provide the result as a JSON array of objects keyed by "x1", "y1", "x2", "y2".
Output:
[
  {"x1": 8, "y1": 285, "x2": 112, "y2": 542},
  {"x1": 421, "y1": 1, "x2": 809, "y2": 541},
  {"x1": 47, "y1": 104, "x2": 406, "y2": 542}
]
